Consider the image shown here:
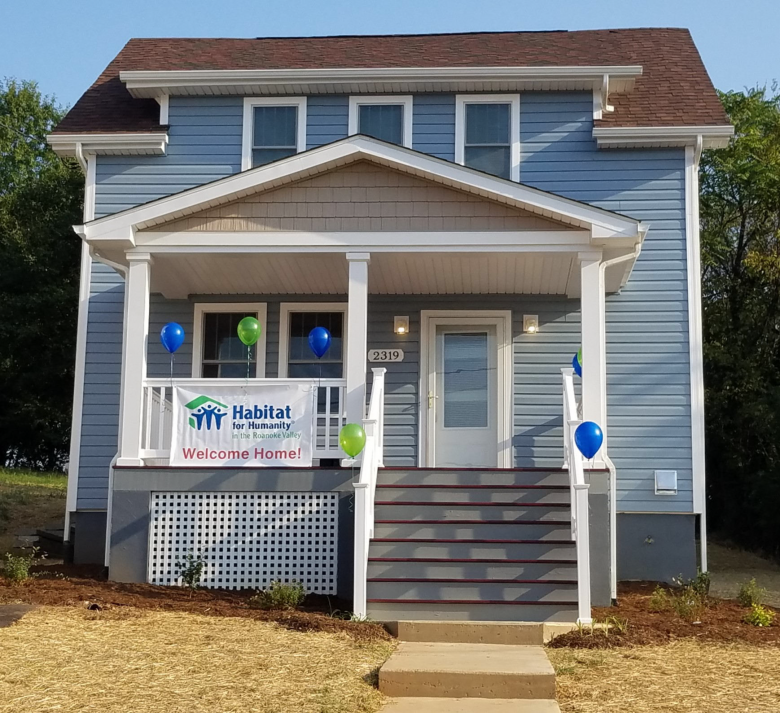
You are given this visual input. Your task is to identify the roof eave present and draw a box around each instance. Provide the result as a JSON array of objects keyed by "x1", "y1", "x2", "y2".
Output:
[
  {"x1": 47, "y1": 132, "x2": 169, "y2": 157},
  {"x1": 593, "y1": 125, "x2": 734, "y2": 149}
]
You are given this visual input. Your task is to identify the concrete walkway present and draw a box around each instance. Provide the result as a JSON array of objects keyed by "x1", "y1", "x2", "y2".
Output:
[
  {"x1": 0, "y1": 604, "x2": 37, "y2": 628},
  {"x1": 379, "y1": 622, "x2": 562, "y2": 712}
]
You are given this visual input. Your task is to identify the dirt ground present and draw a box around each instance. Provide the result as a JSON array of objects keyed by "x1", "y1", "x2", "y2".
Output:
[
  {"x1": 549, "y1": 640, "x2": 780, "y2": 713},
  {"x1": 0, "y1": 564, "x2": 390, "y2": 643},
  {"x1": 708, "y1": 541, "x2": 780, "y2": 607},
  {"x1": 0, "y1": 470, "x2": 66, "y2": 557},
  {"x1": 0, "y1": 605, "x2": 395, "y2": 713},
  {"x1": 548, "y1": 581, "x2": 780, "y2": 648}
]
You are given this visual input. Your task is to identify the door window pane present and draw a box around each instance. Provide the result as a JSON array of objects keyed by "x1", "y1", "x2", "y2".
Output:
[
  {"x1": 464, "y1": 103, "x2": 511, "y2": 179},
  {"x1": 287, "y1": 311, "x2": 344, "y2": 378},
  {"x1": 358, "y1": 104, "x2": 404, "y2": 145},
  {"x1": 201, "y1": 312, "x2": 258, "y2": 378},
  {"x1": 252, "y1": 106, "x2": 297, "y2": 167},
  {"x1": 442, "y1": 333, "x2": 488, "y2": 428}
]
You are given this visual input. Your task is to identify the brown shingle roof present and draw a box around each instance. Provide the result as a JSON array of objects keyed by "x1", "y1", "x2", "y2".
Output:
[{"x1": 53, "y1": 28, "x2": 729, "y2": 134}]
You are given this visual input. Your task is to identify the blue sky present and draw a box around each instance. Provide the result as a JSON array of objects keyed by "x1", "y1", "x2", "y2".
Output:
[{"x1": 2, "y1": 0, "x2": 777, "y2": 108}]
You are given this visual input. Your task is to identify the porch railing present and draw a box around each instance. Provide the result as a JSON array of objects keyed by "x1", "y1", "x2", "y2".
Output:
[
  {"x1": 561, "y1": 367, "x2": 593, "y2": 626},
  {"x1": 141, "y1": 378, "x2": 347, "y2": 464},
  {"x1": 352, "y1": 367, "x2": 387, "y2": 619}
]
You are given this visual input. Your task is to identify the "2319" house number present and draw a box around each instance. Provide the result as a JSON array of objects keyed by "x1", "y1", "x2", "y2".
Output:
[{"x1": 368, "y1": 349, "x2": 404, "y2": 362}]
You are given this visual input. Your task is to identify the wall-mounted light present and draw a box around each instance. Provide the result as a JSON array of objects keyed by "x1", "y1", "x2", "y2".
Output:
[
  {"x1": 394, "y1": 316, "x2": 410, "y2": 335},
  {"x1": 523, "y1": 315, "x2": 539, "y2": 334}
]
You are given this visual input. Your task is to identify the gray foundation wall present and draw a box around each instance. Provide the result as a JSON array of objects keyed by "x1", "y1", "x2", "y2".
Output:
[
  {"x1": 109, "y1": 467, "x2": 356, "y2": 600},
  {"x1": 586, "y1": 471, "x2": 611, "y2": 607},
  {"x1": 617, "y1": 513, "x2": 697, "y2": 583}
]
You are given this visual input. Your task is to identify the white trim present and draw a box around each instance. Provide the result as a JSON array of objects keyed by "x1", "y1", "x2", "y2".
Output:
[
  {"x1": 158, "y1": 94, "x2": 169, "y2": 125},
  {"x1": 64, "y1": 155, "x2": 97, "y2": 540},
  {"x1": 685, "y1": 143, "x2": 706, "y2": 519},
  {"x1": 419, "y1": 310, "x2": 513, "y2": 468},
  {"x1": 191, "y1": 302, "x2": 268, "y2": 378},
  {"x1": 241, "y1": 97, "x2": 307, "y2": 171},
  {"x1": 593, "y1": 125, "x2": 734, "y2": 149},
  {"x1": 80, "y1": 136, "x2": 643, "y2": 246},
  {"x1": 120, "y1": 65, "x2": 643, "y2": 98},
  {"x1": 47, "y1": 133, "x2": 168, "y2": 157},
  {"x1": 278, "y1": 302, "x2": 348, "y2": 378},
  {"x1": 348, "y1": 95, "x2": 413, "y2": 148},
  {"x1": 455, "y1": 94, "x2": 521, "y2": 182}
]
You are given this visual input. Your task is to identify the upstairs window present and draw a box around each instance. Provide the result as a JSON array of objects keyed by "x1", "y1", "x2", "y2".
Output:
[
  {"x1": 455, "y1": 95, "x2": 520, "y2": 181},
  {"x1": 242, "y1": 98, "x2": 307, "y2": 170},
  {"x1": 348, "y1": 96, "x2": 413, "y2": 147}
]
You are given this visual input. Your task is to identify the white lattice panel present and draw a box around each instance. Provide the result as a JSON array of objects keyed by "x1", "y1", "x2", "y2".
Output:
[{"x1": 148, "y1": 492, "x2": 339, "y2": 593}]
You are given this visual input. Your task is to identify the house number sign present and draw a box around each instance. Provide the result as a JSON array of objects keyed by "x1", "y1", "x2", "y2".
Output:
[{"x1": 368, "y1": 349, "x2": 404, "y2": 363}]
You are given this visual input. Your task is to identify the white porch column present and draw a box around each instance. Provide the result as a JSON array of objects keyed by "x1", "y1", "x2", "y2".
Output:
[
  {"x1": 579, "y1": 252, "x2": 607, "y2": 460},
  {"x1": 116, "y1": 253, "x2": 152, "y2": 466},
  {"x1": 345, "y1": 253, "x2": 370, "y2": 430}
]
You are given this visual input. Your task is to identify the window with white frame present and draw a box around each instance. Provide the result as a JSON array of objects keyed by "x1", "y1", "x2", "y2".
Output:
[
  {"x1": 455, "y1": 95, "x2": 520, "y2": 181},
  {"x1": 348, "y1": 96, "x2": 413, "y2": 147},
  {"x1": 279, "y1": 304, "x2": 346, "y2": 379},
  {"x1": 192, "y1": 304, "x2": 267, "y2": 378},
  {"x1": 242, "y1": 98, "x2": 307, "y2": 171}
]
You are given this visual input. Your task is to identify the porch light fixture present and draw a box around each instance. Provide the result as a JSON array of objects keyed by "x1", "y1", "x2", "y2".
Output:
[
  {"x1": 523, "y1": 315, "x2": 539, "y2": 334},
  {"x1": 394, "y1": 316, "x2": 410, "y2": 335}
]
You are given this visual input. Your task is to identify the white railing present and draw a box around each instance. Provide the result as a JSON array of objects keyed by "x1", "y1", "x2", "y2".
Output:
[
  {"x1": 353, "y1": 367, "x2": 387, "y2": 618},
  {"x1": 141, "y1": 378, "x2": 347, "y2": 464},
  {"x1": 561, "y1": 367, "x2": 593, "y2": 626}
]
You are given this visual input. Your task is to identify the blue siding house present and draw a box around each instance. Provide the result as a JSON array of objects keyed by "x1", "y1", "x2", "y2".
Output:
[{"x1": 49, "y1": 29, "x2": 732, "y2": 623}]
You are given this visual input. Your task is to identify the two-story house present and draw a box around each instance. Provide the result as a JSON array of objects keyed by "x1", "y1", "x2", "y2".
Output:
[{"x1": 49, "y1": 29, "x2": 732, "y2": 623}]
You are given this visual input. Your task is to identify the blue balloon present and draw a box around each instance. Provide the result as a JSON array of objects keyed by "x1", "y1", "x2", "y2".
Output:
[
  {"x1": 160, "y1": 322, "x2": 185, "y2": 354},
  {"x1": 575, "y1": 421, "x2": 603, "y2": 460},
  {"x1": 308, "y1": 326, "x2": 331, "y2": 359},
  {"x1": 572, "y1": 353, "x2": 582, "y2": 378}
]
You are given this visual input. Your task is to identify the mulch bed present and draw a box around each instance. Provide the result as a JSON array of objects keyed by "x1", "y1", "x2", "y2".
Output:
[
  {"x1": 0, "y1": 563, "x2": 390, "y2": 643},
  {"x1": 548, "y1": 581, "x2": 780, "y2": 649}
]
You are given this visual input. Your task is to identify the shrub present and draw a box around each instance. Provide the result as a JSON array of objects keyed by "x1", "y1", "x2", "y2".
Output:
[
  {"x1": 249, "y1": 580, "x2": 306, "y2": 610},
  {"x1": 174, "y1": 552, "x2": 204, "y2": 591},
  {"x1": 743, "y1": 603, "x2": 775, "y2": 627},
  {"x1": 663, "y1": 573, "x2": 711, "y2": 623},
  {"x1": 2, "y1": 547, "x2": 43, "y2": 583},
  {"x1": 649, "y1": 585, "x2": 672, "y2": 612},
  {"x1": 737, "y1": 578, "x2": 767, "y2": 608}
]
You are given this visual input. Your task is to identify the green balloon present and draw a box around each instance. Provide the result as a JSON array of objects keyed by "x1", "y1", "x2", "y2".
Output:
[
  {"x1": 339, "y1": 423, "x2": 366, "y2": 458},
  {"x1": 577, "y1": 348, "x2": 583, "y2": 366},
  {"x1": 237, "y1": 316, "x2": 261, "y2": 346}
]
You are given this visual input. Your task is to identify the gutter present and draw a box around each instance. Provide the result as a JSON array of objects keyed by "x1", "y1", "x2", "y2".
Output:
[{"x1": 599, "y1": 242, "x2": 643, "y2": 602}]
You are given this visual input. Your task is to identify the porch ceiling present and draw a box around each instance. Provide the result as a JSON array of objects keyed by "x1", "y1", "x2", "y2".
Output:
[{"x1": 150, "y1": 251, "x2": 585, "y2": 298}]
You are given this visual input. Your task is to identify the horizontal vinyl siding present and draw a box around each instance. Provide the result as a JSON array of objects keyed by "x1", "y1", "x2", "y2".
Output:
[
  {"x1": 412, "y1": 94, "x2": 456, "y2": 161},
  {"x1": 306, "y1": 96, "x2": 349, "y2": 149},
  {"x1": 520, "y1": 92, "x2": 692, "y2": 513}
]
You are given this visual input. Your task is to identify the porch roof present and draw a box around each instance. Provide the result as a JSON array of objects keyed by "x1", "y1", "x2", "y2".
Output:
[{"x1": 77, "y1": 136, "x2": 647, "y2": 297}]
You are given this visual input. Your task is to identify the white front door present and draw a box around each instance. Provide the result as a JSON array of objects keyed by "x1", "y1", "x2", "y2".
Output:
[{"x1": 431, "y1": 325, "x2": 499, "y2": 467}]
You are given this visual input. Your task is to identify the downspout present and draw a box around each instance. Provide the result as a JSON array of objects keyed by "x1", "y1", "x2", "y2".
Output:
[{"x1": 599, "y1": 240, "x2": 643, "y2": 602}]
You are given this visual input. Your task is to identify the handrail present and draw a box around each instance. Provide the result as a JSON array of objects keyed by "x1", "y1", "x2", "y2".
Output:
[
  {"x1": 561, "y1": 367, "x2": 593, "y2": 625},
  {"x1": 353, "y1": 367, "x2": 387, "y2": 618}
]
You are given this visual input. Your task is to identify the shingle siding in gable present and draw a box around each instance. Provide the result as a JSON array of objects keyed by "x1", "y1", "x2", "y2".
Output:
[{"x1": 519, "y1": 91, "x2": 693, "y2": 513}]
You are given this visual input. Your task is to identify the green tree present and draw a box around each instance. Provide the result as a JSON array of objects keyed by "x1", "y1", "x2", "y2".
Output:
[
  {"x1": 0, "y1": 78, "x2": 82, "y2": 469},
  {"x1": 700, "y1": 87, "x2": 780, "y2": 558}
]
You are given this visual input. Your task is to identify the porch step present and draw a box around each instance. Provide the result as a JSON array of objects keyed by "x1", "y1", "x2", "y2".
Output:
[
  {"x1": 374, "y1": 522, "x2": 571, "y2": 541},
  {"x1": 375, "y1": 485, "x2": 569, "y2": 504},
  {"x1": 367, "y1": 469, "x2": 578, "y2": 624},
  {"x1": 387, "y1": 620, "x2": 578, "y2": 645},
  {"x1": 383, "y1": 698, "x2": 561, "y2": 712},
  {"x1": 379, "y1": 468, "x2": 570, "y2": 488},
  {"x1": 378, "y1": 642, "x2": 556, "y2": 699},
  {"x1": 368, "y1": 560, "x2": 578, "y2": 582}
]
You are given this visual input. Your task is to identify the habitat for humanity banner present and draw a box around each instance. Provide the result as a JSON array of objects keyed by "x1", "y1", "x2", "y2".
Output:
[{"x1": 170, "y1": 384, "x2": 314, "y2": 467}]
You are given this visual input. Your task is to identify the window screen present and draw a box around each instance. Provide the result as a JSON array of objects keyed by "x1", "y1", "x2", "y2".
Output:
[
  {"x1": 252, "y1": 106, "x2": 298, "y2": 167},
  {"x1": 442, "y1": 332, "x2": 489, "y2": 428},
  {"x1": 201, "y1": 312, "x2": 258, "y2": 378},
  {"x1": 287, "y1": 311, "x2": 344, "y2": 379},
  {"x1": 358, "y1": 104, "x2": 404, "y2": 145},
  {"x1": 464, "y1": 103, "x2": 511, "y2": 179}
]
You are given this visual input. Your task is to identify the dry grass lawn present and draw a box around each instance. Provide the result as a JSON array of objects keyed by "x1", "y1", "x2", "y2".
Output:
[
  {"x1": 549, "y1": 640, "x2": 780, "y2": 713},
  {"x1": 0, "y1": 606, "x2": 396, "y2": 713}
]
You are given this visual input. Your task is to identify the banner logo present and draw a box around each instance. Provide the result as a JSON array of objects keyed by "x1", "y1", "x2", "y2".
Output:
[{"x1": 184, "y1": 395, "x2": 228, "y2": 431}]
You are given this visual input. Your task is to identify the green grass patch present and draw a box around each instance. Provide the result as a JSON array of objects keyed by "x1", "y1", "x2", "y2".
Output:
[{"x1": 0, "y1": 469, "x2": 67, "y2": 490}]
